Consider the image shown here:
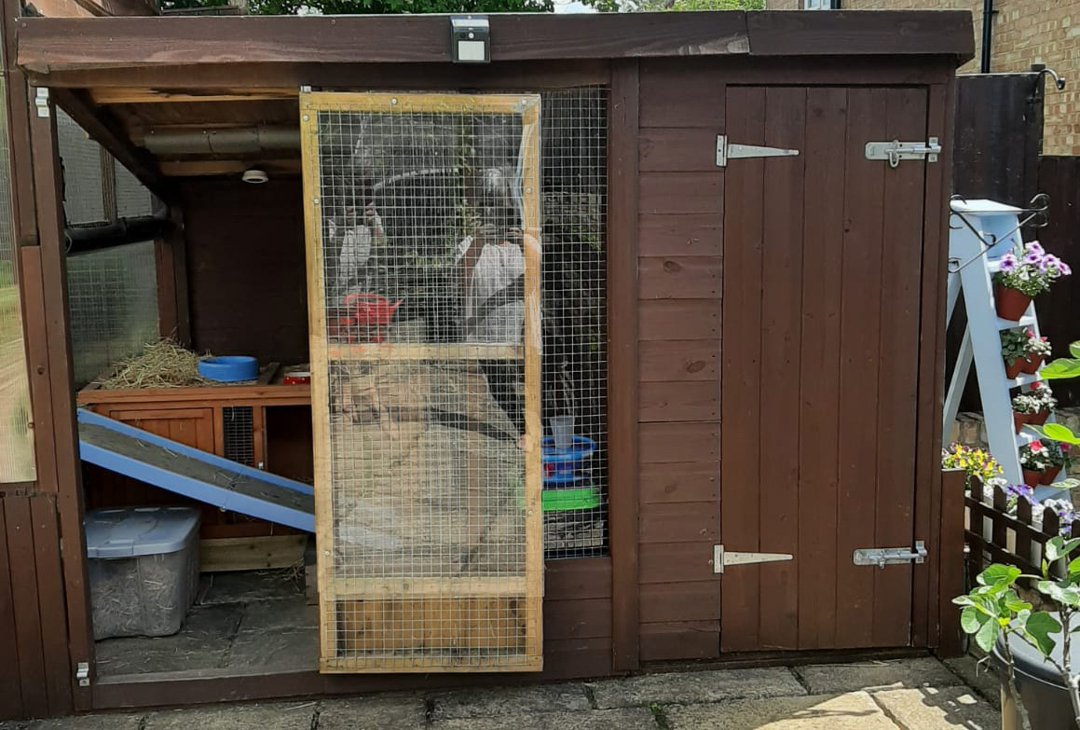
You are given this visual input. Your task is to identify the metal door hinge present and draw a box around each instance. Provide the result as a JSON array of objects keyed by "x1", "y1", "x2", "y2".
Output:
[
  {"x1": 713, "y1": 544, "x2": 793, "y2": 574},
  {"x1": 865, "y1": 138, "x2": 940, "y2": 168},
  {"x1": 853, "y1": 540, "x2": 927, "y2": 569},
  {"x1": 34, "y1": 88, "x2": 49, "y2": 118},
  {"x1": 76, "y1": 661, "x2": 90, "y2": 687},
  {"x1": 716, "y1": 135, "x2": 800, "y2": 167}
]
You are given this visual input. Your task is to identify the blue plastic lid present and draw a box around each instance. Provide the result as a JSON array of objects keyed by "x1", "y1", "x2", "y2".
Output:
[{"x1": 85, "y1": 507, "x2": 200, "y2": 559}]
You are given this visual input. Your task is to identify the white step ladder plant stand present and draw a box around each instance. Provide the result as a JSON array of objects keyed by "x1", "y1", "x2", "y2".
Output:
[{"x1": 944, "y1": 199, "x2": 1058, "y2": 496}]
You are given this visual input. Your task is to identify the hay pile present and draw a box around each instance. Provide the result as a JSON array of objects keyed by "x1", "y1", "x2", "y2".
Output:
[{"x1": 97, "y1": 340, "x2": 213, "y2": 390}]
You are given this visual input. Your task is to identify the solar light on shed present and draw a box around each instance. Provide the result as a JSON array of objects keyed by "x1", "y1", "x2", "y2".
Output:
[{"x1": 450, "y1": 16, "x2": 490, "y2": 64}]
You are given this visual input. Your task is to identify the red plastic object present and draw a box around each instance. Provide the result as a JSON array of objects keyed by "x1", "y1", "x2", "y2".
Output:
[
  {"x1": 333, "y1": 294, "x2": 404, "y2": 343},
  {"x1": 283, "y1": 371, "x2": 311, "y2": 385}
]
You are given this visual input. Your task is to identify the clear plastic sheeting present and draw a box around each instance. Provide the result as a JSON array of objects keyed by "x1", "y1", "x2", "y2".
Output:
[
  {"x1": 303, "y1": 92, "x2": 543, "y2": 672},
  {"x1": 67, "y1": 242, "x2": 160, "y2": 386},
  {"x1": 0, "y1": 74, "x2": 34, "y2": 483}
]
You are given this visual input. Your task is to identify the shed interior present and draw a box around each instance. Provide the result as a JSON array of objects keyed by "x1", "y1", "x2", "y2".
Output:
[{"x1": 61, "y1": 72, "x2": 614, "y2": 680}]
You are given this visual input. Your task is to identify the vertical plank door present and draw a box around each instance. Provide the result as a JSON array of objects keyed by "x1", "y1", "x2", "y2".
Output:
[
  {"x1": 301, "y1": 92, "x2": 543, "y2": 673},
  {"x1": 721, "y1": 86, "x2": 928, "y2": 651}
]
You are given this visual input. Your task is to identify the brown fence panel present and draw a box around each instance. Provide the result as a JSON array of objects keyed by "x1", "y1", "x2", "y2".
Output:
[
  {"x1": 1035, "y1": 156, "x2": 1080, "y2": 407},
  {"x1": 953, "y1": 73, "x2": 1044, "y2": 207},
  {"x1": 950, "y1": 73, "x2": 1046, "y2": 413}
]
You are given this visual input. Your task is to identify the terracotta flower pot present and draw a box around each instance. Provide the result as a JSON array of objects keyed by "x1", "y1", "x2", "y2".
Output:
[
  {"x1": 995, "y1": 284, "x2": 1033, "y2": 321},
  {"x1": 1030, "y1": 410, "x2": 1051, "y2": 426},
  {"x1": 1005, "y1": 358, "x2": 1025, "y2": 379},
  {"x1": 1023, "y1": 469, "x2": 1042, "y2": 488},
  {"x1": 1040, "y1": 466, "x2": 1063, "y2": 485},
  {"x1": 1021, "y1": 354, "x2": 1044, "y2": 375},
  {"x1": 1014, "y1": 411, "x2": 1030, "y2": 434}
]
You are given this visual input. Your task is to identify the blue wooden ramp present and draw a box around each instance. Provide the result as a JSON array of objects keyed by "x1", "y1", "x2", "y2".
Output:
[{"x1": 77, "y1": 408, "x2": 315, "y2": 532}]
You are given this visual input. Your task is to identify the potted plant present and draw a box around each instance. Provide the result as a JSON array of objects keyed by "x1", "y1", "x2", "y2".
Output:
[
  {"x1": 955, "y1": 538, "x2": 1080, "y2": 730},
  {"x1": 1028, "y1": 381, "x2": 1058, "y2": 426},
  {"x1": 994, "y1": 241, "x2": 1072, "y2": 321},
  {"x1": 1024, "y1": 332, "x2": 1053, "y2": 375},
  {"x1": 1020, "y1": 440, "x2": 1070, "y2": 487},
  {"x1": 943, "y1": 443, "x2": 1003, "y2": 491},
  {"x1": 1013, "y1": 393, "x2": 1042, "y2": 434},
  {"x1": 1003, "y1": 328, "x2": 1032, "y2": 379}
]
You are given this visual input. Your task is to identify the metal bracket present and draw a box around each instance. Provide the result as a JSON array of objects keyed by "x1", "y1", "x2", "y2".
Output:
[
  {"x1": 853, "y1": 540, "x2": 928, "y2": 569},
  {"x1": 34, "y1": 88, "x2": 50, "y2": 119},
  {"x1": 713, "y1": 544, "x2": 793, "y2": 574},
  {"x1": 865, "y1": 138, "x2": 940, "y2": 168},
  {"x1": 715, "y1": 135, "x2": 800, "y2": 167},
  {"x1": 76, "y1": 661, "x2": 90, "y2": 687}
]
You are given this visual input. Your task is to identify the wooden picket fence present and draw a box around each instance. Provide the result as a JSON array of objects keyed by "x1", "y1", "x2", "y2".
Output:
[{"x1": 964, "y1": 481, "x2": 1079, "y2": 579}]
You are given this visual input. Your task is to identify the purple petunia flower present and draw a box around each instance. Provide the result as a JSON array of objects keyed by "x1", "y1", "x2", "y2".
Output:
[
  {"x1": 1000, "y1": 253, "x2": 1018, "y2": 273},
  {"x1": 1025, "y1": 251, "x2": 1044, "y2": 265},
  {"x1": 1028, "y1": 241, "x2": 1045, "y2": 256},
  {"x1": 1062, "y1": 262, "x2": 1073, "y2": 276}
]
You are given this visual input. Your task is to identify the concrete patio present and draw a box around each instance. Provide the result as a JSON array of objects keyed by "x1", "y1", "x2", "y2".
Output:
[{"x1": 0, "y1": 655, "x2": 1001, "y2": 729}]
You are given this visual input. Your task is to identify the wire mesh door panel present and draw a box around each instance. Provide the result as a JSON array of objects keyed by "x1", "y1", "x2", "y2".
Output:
[{"x1": 301, "y1": 92, "x2": 542, "y2": 673}]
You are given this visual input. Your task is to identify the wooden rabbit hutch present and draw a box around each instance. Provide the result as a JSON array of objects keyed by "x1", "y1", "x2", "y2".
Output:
[{"x1": 0, "y1": 7, "x2": 974, "y2": 720}]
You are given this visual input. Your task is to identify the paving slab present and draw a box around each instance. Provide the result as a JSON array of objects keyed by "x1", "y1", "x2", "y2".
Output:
[
  {"x1": 241, "y1": 598, "x2": 319, "y2": 632},
  {"x1": 26, "y1": 714, "x2": 144, "y2": 730},
  {"x1": 144, "y1": 701, "x2": 317, "y2": 730},
  {"x1": 794, "y1": 657, "x2": 964, "y2": 695},
  {"x1": 587, "y1": 667, "x2": 805, "y2": 709},
  {"x1": 317, "y1": 695, "x2": 427, "y2": 729},
  {"x1": 430, "y1": 683, "x2": 591, "y2": 719},
  {"x1": 94, "y1": 602, "x2": 242, "y2": 676},
  {"x1": 943, "y1": 655, "x2": 1001, "y2": 709},
  {"x1": 435, "y1": 707, "x2": 657, "y2": 729},
  {"x1": 663, "y1": 691, "x2": 897, "y2": 730},
  {"x1": 873, "y1": 686, "x2": 1000, "y2": 729},
  {"x1": 226, "y1": 627, "x2": 318, "y2": 673}
]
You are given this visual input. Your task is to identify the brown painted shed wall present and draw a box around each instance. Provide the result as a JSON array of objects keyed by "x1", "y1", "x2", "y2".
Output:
[
  {"x1": 181, "y1": 179, "x2": 309, "y2": 366},
  {"x1": 636, "y1": 58, "x2": 723, "y2": 662}
]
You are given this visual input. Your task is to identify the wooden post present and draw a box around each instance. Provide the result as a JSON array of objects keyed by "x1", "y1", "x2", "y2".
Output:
[
  {"x1": 934, "y1": 468, "x2": 966, "y2": 658},
  {"x1": 607, "y1": 59, "x2": 640, "y2": 672},
  {"x1": 26, "y1": 88, "x2": 94, "y2": 711}
]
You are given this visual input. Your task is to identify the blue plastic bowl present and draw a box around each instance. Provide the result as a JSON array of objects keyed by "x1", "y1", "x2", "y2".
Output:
[{"x1": 197, "y1": 356, "x2": 259, "y2": 383}]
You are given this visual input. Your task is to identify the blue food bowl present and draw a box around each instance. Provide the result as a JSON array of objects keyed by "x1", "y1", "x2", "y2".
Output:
[{"x1": 197, "y1": 356, "x2": 258, "y2": 383}]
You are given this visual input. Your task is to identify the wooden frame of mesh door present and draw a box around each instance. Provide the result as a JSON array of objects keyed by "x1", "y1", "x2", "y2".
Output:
[{"x1": 300, "y1": 91, "x2": 543, "y2": 673}]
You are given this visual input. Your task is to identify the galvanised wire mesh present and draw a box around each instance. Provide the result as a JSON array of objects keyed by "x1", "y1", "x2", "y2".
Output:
[
  {"x1": 539, "y1": 87, "x2": 608, "y2": 561},
  {"x1": 222, "y1": 406, "x2": 256, "y2": 467},
  {"x1": 67, "y1": 242, "x2": 160, "y2": 386},
  {"x1": 57, "y1": 108, "x2": 107, "y2": 226},
  {"x1": 0, "y1": 71, "x2": 35, "y2": 483},
  {"x1": 306, "y1": 93, "x2": 542, "y2": 671}
]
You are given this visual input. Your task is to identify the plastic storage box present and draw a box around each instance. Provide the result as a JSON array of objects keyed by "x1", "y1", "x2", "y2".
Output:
[{"x1": 85, "y1": 507, "x2": 200, "y2": 640}]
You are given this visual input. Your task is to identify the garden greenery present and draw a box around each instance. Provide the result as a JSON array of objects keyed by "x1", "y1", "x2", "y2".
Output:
[
  {"x1": 956, "y1": 538, "x2": 1080, "y2": 730},
  {"x1": 1002, "y1": 328, "x2": 1030, "y2": 365}
]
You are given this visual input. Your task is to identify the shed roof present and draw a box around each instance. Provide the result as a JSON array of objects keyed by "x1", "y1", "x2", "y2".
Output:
[
  {"x1": 14, "y1": 11, "x2": 973, "y2": 188},
  {"x1": 18, "y1": 11, "x2": 974, "y2": 76}
]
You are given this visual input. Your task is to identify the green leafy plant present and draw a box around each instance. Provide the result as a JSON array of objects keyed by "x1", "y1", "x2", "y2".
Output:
[
  {"x1": 1026, "y1": 332, "x2": 1053, "y2": 360},
  {"x1": 1042, "y1": 341, "x2": 1080, "y2": 381},
  {"x1": 955, "y1": 537, "x2": 1080, "y2": 729},
  {"x1": 1002, "y1": 328, "x2": 1030, "y2": 366}
]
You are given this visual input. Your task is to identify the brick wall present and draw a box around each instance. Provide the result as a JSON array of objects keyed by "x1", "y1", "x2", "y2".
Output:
[{"x1": 763, "y1": 1, "x2": 1080, "y2": 155}]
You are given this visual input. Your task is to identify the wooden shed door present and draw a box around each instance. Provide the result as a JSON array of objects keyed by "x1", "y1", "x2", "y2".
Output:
[{"x1": 720, "y1": 87, "x2": 929, "y2": 651}]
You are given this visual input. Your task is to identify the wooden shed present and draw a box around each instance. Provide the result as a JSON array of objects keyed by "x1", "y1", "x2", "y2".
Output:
[{"x1": 0, "y1": 8, "x2": 974, "y2": 720}]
